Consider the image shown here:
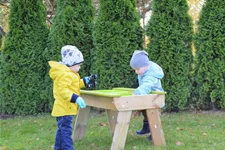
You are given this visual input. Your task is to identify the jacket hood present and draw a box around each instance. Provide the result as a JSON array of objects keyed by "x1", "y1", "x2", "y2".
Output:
[
  {"x1": 144, "y1": 61, "x2": 164, "y2": 79},
  {"x1": 48, "y1": 61, "x2": 71, "y2": 80}
]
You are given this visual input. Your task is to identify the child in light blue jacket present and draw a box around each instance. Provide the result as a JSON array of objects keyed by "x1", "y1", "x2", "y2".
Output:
[{"x1": 130, "y1": 50, "x2": 164, "y2": 141}]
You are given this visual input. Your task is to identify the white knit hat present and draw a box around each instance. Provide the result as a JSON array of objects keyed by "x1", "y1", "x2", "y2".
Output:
[
  {"x1": 61, "y1": 45, "x2": 84, "y2": 67},
  {"x1": 130, "y1": 50, "x2": 150, "y2": 69}
]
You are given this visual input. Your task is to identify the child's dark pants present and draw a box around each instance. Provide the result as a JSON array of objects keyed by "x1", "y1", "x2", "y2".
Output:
[
  {"x1": 142, "y1": 110, "x2": 148, "y2": 121},
  {"x1": 54, "y1": 115, "x2": 74, "y2": 150}
]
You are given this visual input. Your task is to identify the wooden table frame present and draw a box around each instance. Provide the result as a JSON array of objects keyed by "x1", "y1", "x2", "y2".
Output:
[{"x1": 72, "y1": 90, "x2": 166, "y2": 150}]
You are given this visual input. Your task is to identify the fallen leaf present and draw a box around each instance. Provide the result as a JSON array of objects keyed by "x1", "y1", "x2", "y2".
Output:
[
  {"x1": 132, "y1": 146, "x2": 137, "y2": 149},
  {"x1": 212, "y1": 124, "x2": 216, "y2": 128},
  {"x1": 1, "y1": 146, "x2": 7, "y2": 150},
  {"x1": 176, "y1": 127, "x2": 183, "y2": 132},
  {"x1": 129, "y1": 130, "x2": 134, "y2": 136},
  {"x1": 98, "y1": 122, "x2": 108, "y2": 126},
  {"x1": 181, "y1": 117, "x2": 186, "y2": 121},
  {"x1": 202, "y1": 132, "x2": 207, "y2": 136},
  {"x1": 90, "y1": 143, "x2": 95, "y2": 147},
  {"x1": 176, "y1": 141, "x2": 183, "y2": 146}
]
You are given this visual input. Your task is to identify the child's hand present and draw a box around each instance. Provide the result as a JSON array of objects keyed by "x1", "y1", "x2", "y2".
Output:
[
  {"x1": 133, "y1": 90, "x2": 141, "y2": 95},
  {"x1": 76, "y1": 97, "x2": 86, "y2": 108}
]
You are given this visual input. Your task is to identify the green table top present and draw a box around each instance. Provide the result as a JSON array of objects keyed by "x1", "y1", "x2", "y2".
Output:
[{"x1": 81, "y1": 88, "x2": 167, "y2": 98}]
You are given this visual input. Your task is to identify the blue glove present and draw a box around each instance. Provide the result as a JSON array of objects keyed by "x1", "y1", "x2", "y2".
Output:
[{"x1": 76, "y1": 97, "x2": 86, "y2": 108}]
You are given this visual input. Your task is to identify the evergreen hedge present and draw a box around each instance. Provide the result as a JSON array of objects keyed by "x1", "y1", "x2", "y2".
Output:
[
  {"x1": 42, "y1": 0, "x2": 94, "y2": 102},
  {"x1": 92, "y1": 0, "x2": 143, "y2": 89},
  {"x1": 146, "y1": 0, "x2": 193, "y2": 111},
  {"x1": 0, "y1": 32, "x2": 2, "y2": 48},
  {"x1": 44, "y1": 0, "x2": 94, "y2": 75},
  {"x1": 191, "y1": 0, "x2": 225, "y2": 110},
  {"x1": 0, "y1": 0, "x2": 49, "y2": 115}
]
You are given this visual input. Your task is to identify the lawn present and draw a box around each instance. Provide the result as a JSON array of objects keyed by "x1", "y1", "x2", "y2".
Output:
[{"x1": 0, "y1": 111, "x2": 225, "y2": 150}]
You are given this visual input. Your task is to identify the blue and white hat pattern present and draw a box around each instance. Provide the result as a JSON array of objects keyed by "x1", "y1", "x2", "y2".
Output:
[{"x1": 61, "y1": 45, "x2": 84, "y2": 67}]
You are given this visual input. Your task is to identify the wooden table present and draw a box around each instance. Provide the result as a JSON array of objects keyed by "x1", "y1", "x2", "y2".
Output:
[{"x1": 72, "y1": 88, "x2": 166, "y2": 150}]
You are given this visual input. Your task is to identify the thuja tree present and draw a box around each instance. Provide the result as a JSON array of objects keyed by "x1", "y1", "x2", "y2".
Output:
[
  {"x1": 191, "y1": 0, "x2": 225, "y2": 110},
  {"x1": 146, "y1": 0, "x2": 193, "y2": 111},
  {"x1": 0, "y1": 0, "x2": 49, "y2": 115},
  {"x1": 44, "y1": 0, "x2": 94, "y2": 74},
  {"x1": 0, "y1": 32, "x2": 2, "y2": 47},
  {"x1": 92, "y1": 0, "x2": 143, "y2": 89},
  {"x1": 42, "y1": 0, "x2": 94, "y2": 101}
]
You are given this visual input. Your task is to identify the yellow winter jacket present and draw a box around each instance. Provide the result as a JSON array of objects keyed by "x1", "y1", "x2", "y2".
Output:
[{"x1": 48, "y1": 61, "x2": 85, "y2": 116}]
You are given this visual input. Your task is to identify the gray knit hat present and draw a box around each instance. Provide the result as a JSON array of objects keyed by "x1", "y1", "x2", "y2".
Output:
[
  {"x1": 61, "y1": 45, "x2": 84, "y2": 67},
  {"x1": 130, "y1": 50, "x2": 150, "y2": 69}
]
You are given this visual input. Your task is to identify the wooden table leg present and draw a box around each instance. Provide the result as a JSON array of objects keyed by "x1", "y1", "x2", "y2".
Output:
[
  {"x1": 146, "y1": 109, "x2": 166, "y2": 146},
  {"x1": 111, "y1": 111, "x2": 132, "y2": 150},
  {"x1": 106, "y1": 110, "x2": 118, "y2": 136},
  {"x1": 72, "y1": 106, "x2": 91, "y2": 141}
]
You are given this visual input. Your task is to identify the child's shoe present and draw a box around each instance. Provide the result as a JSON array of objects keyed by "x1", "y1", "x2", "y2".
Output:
[{"x1": 136, "y1": 120, "x2": 151, "y2": 136}]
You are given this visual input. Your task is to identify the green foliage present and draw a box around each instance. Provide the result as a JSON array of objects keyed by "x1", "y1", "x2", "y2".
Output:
[
  {"x1": 0, "y1": 31, "x2": 2, "y2": 48},
  {"x1": 42, "y1": 0, "x2": 94, "y2": 101},
  {"x1": 44, "y1": 0, "x2": 94, "y2": 74},
  {"x1": 191, "y1": 0, "x2": 225, "y2": 110},
  {"x1": 0, "y1": 0, "x2": 49, "y2": 115},
  {"x1": 146, "y1": 0, "x2": 193, "y2": 111},
  {"x1": 92, "y1": 0, "x2": 143, "y2": 89},
  {"x1": 1, "y1": 112, "x2": 225, "y2": 149}
]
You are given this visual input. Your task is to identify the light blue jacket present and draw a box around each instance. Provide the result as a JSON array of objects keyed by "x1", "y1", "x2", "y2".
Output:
[{"x1": 134, "y1": 61, "x2": 164, "y2": 95}]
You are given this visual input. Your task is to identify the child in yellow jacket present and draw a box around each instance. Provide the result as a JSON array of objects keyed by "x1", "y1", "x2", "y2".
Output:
[{"x1": 49, "y1": 45, "x2": 92, "y2": 150}]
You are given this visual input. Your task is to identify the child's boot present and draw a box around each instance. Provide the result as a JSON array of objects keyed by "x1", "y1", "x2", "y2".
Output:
[
  {"x1": 136, "y1": 120, "x2": 150, "y2": 136},
  {"x1": 147, "y1": 134, "x2": 152, "y2": 141}
]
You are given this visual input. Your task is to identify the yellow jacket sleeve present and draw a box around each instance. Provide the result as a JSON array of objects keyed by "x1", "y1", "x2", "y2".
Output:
[{"x1": 80, "y1": 78, "x2": 85, "y2": 89}]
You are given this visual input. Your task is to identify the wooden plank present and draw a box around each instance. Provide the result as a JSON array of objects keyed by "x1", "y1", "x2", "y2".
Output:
[
  {"x1": 72, "y1": 106, "x2": 91, "y2": 141},
  {"x1": 106, "y1": 110, "x2": 118, "y2": 136},
  {"x1": 114, "y1": 94, "x2": 165, "y2": 111},
  {"x1": 81, "y1": 94, "x2": 117, "y2": 110},
  {"x1": 146, "y1": 109, "x2": 166, "y2": 146},
  {"x1": 111, "y1": 111, "x2": 132, "y2": 150}
]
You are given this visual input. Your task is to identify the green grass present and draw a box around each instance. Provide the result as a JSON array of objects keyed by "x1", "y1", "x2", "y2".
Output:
[{"x1": 1, "y1": 111, "x2": 225, "y2": 150}]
